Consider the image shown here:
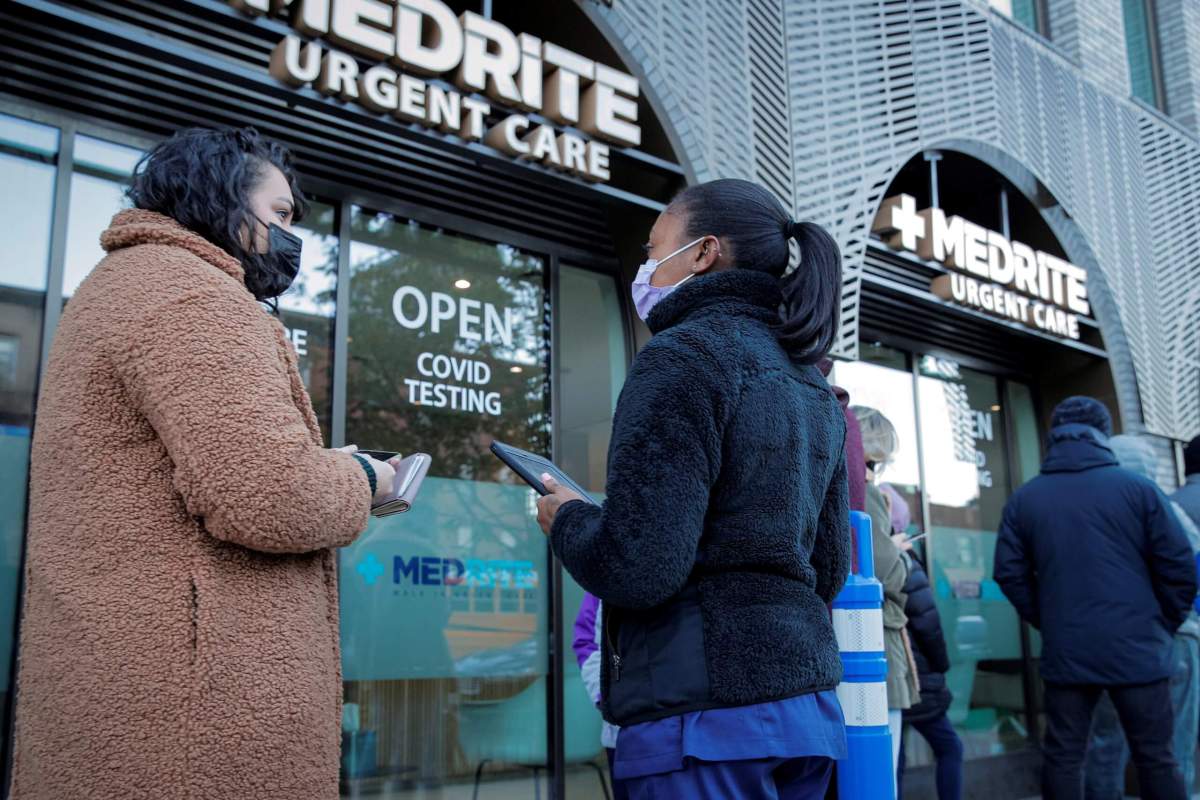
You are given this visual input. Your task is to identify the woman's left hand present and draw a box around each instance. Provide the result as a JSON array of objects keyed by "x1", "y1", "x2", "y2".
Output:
[{"x1": 536, "y1": 474, "x2": 584, "y2": 535}]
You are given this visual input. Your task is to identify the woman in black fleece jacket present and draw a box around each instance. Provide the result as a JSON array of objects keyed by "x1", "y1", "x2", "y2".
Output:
[{"x1": 536, "y1": 179, "x2": 851, "y2": 798}]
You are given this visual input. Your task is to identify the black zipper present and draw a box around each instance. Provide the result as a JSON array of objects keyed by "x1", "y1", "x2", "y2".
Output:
[{"x1": 604, "y1": 606, "x2": 621, "y2": 682}]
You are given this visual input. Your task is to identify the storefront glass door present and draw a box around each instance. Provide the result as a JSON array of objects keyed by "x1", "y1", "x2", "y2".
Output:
[
  {"x1": 339, "y1": 208, "x2": 553, "y2": 797},
  {"x1": 834, "y1": 346, "x2": 1044, "y2": 771},
  {"x1": 916, "y1": 357, "x2": 1029, "y2": 757}
]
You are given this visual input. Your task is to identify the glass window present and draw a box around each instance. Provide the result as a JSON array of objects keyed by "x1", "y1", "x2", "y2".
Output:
[
  {"x1": 557, "y1": 266, "x2": 626, "y2": 494},
  {"x1": 73, "y1": 134, "x2": 143, "y2": 175},
  {"x1": 917, "y1": 356, "x2": 1028, "y2": 759},
  {"x1": 62, "y1": 172, "x2": 131, "y2": 298},
  {"x1": 1005, "y1": 379, "x2": 1045, "y2": 717},
  {"x1": 339, "y1": 208, "x2": 551, "y2": 795},
  {"x1": 1011, "y1": 0, "x2": 1041, "y2": 33},
  {"x1": 557, "y1": 265, "x2": 628, "y2": 797},
  {"x1": 1123, "y1": 0, "x2": 1165, "y2": 109},
  {"x1": 0, "y1": 112, "x2": 59, "y2": 158},
  {"x1": 277, "y1": 201, "x2": 339, "y2": 440},
  {"x1": 1007, "y1": 381, "x2": 1041, "y2": 488},
  {"x1": 831, "y1": 345, "x2": 924, "y2": 533},
  {"x1": 62, "y1": 137, "x2": 142, "y2": 300},
  {"x1": 0, "y1": 114, "x2": 58, "y2": 760},
  {"x1": 991, "y1": 0, "x2": 1046, "y2": 36},
  {"x1": 1, "y1": 156, "x2": 57, "y2": 294}
]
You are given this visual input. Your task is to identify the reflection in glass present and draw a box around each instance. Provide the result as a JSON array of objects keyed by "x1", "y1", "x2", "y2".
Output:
[
  {"x1": 1007, "y1": 381, "x2": 1041, "y2": 488},
  {"x1": 340, "y1": 210, "x2": 550, "y2": 796},
  {"x1": 1011, "y1": 0, "x2": 1040, "y2": 33},
  {"x1": 62, "y1": 173, "x2": 130, "y2": 298},
  {"x1": 1122, "y1": 0, "x2": 1160, "y2": 107},
  {"x1": 1, "y1": 155, "x2": 57, "y2": 293},
  {"x1": 830, "y1": 346, "x2": 923, "y2": 531},
  {"x1": 346, "y1": 209, "x2": 550, "y2": 478},
  {"x1": 0, "y1": 112, "x2": 59, "y2": 157},
  {"x1": 1006, "y1": 381, "x2": 1045, "y2": 679},
  {"x1": 917, "y1": 358, "x2": 1027, "y2": 759},
  {"x1": 278, "y1": 201, "x2": 338, "y2": 440},
  {"x1": 73, "y1": 135, "x2": 142, "y2": 175},
  {"x1": 0, "y1": 121, "x2": 57, "y2": 761},
  {"x1": 62, "y1": 138, "x2": 142, "y2": 299},
  {"x1": 558, "y1": 266, "x2": 627, "y2": 494}
]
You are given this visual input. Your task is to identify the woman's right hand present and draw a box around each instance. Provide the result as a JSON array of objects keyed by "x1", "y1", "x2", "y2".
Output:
[{"x1": 338, "y1": 445, "x2": 397, "y2": 502}]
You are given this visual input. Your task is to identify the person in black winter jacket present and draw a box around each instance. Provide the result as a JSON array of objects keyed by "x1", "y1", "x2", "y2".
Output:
[
  {"x1": 994, "y1": 396, "x2": 1197, "y2": 800},
  {"x1": 897, "y1": 552, "x2": 963, "y2": 800},
  {"x1": 534, "y1": 179, "x2": 851, "y2": 799}
]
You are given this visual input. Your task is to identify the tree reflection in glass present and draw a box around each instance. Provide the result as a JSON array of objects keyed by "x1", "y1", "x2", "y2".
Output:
[{"x1": 345, "y1": 209, "x2": 550, "y2": 480}]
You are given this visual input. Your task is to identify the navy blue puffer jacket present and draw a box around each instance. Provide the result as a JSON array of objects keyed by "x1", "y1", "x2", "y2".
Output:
[
  {"x1": 901, "y1": 556, "x2": 952, "y2": 723},
  {"x1": 994, "y1": 424, "x2": 1197, "y2": 685},
  {"x1": 550, "y1": 269, "x2": 851, "y2": 726}
]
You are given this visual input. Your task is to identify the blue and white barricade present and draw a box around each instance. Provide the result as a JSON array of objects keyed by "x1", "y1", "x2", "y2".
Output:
[{"x1": 833, "y1": 510, "x2": 894, "y2": 800}]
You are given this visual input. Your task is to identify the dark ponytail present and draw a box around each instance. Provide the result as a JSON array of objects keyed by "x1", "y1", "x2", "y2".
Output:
[
  {"x1": 779, "y1": 221, "x2": 841, "y2": 364},
  {"x1": 669, "y1": 179, "x2": 841, "y2": 364}
]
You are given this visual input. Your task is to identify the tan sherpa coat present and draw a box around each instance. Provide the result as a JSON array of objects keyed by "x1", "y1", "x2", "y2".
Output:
[{"x1": 10, "y1": 209, "x2": 372, "y2": 800}]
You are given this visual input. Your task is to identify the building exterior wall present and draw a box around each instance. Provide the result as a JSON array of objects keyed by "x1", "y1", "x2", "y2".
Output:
[
  {"x1": 1157, "y1": 0, "x2": 1200, "y2": 134},
  {"x1": 591, "y1": 0, "x2": 1200, "y2": 443},
  {"x1": 1045, "y1": 0, "x2": 1132, "y2": 97},
  {"x1": 4, "y1": 2, "x2": 1200, "y2": 795}
]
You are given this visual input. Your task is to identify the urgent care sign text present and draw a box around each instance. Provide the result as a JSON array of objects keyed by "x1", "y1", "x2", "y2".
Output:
[
  {"x1": 230, "y1": 0, "x2": 642, "y2": 182},
  {"x1": 873, "y1": 194, "x2": 1090, "y2": 340}
]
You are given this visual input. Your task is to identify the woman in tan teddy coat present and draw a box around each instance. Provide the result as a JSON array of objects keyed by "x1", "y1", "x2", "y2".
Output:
[{"x1": 10, "y1": 128, "x2": 396, "y2": 800}]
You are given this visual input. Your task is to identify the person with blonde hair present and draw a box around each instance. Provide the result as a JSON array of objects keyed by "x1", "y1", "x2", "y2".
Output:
[{"x1": 850, "y1": 405, "x2": 918, "y2": 789}]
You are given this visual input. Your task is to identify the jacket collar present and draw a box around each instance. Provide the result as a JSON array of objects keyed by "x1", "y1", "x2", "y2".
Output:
[
  {"x1": 646, "y1": 268, "x2": 781, "y2": 334},
  {"x1": 100, "y1": 209, "x2": 246, "y2": 285},
  {"x1": 1041, "y1": 423, "x2": 1118, "y2": 474}
]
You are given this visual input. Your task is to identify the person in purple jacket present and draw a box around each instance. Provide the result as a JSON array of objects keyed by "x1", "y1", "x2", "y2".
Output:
[{"x1": 573, "y1": 592, "x2": 628, "y2": 799}]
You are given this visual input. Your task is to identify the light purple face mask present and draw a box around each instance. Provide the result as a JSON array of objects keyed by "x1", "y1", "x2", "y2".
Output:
[{"x1": 630, "y1": 237, "x2": 705, "y2": 321}]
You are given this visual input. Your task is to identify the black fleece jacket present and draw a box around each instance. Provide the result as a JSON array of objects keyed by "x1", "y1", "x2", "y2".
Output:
[{"x1": 550, "y1": 268, "x2": 851, "y2": 725}]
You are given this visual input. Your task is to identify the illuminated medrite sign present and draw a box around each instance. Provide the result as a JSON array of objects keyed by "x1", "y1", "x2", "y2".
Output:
[{"x1": 872, "y1": 193, "x2": 1090, "y2": 340}]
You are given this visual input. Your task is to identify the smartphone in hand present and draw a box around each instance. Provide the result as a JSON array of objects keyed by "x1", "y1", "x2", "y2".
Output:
[{"x1": 370, "y1": 453, "x2": 432, "y2": 517}]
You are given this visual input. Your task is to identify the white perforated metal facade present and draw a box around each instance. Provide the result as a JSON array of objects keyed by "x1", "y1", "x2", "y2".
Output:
[{"x1": 588, "y1": 0, "x2": 1200, "y2": 441}]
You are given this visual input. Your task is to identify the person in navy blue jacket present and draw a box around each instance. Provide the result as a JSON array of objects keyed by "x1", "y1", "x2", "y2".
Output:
[
  {"x1": 994, "y1": 396, "x2": 1197, "y2": 800},
  {"x1": 535, "y1": 179, "x2": 851, "y2": 799}
]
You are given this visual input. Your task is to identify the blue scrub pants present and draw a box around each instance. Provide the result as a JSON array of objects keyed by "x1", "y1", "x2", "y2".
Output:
[{"x1": 622, "y1": 755, "x2": 834, "y2": 799}]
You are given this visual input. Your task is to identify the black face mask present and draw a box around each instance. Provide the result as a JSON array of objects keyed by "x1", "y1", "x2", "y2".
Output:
[{"x1": 247, "y1": 216, "x2": 303, "y2": 300}]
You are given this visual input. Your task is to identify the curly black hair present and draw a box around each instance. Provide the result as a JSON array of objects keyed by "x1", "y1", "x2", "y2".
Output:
[{"x1": 127, "y1": 127, "x2": 309, "y2": 303}]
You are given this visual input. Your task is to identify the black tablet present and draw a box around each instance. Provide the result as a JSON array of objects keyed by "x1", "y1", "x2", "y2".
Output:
[
  {"x1": 490, "y1": 441, "x2": 598, "y2": 505},
  {"x1": 358, "y1": 450, "x2": 400, "y2": 462}
]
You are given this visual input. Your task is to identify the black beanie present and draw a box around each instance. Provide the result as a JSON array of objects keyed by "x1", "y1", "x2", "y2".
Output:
[
  {"x1": 1050, "y1": 396, "x2": 1113, "y2": 436},
  {"x1": 1184, "y1": 436, "x2": 1200, "y2": 477}
]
